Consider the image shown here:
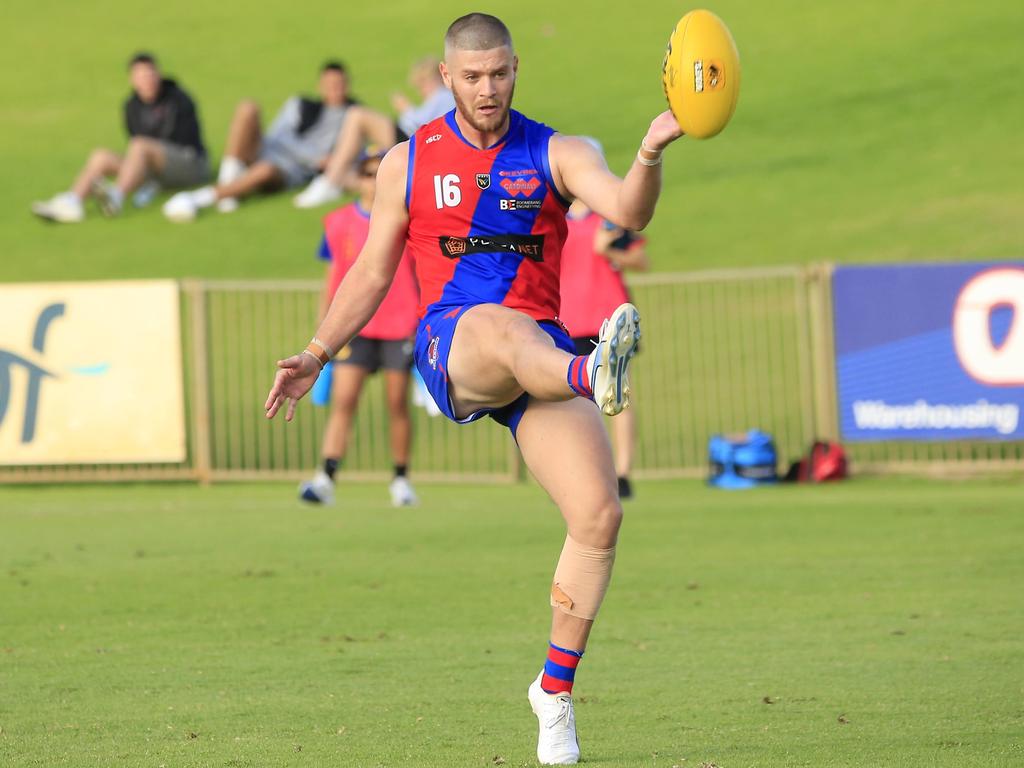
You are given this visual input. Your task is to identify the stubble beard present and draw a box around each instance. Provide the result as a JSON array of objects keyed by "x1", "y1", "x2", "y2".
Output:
[{"x1": 453, "y1": 83, "x2": 515, "y2": 136}]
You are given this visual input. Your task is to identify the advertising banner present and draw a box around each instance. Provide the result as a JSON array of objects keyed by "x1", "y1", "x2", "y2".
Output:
[
  {"x1": 0, "y1": 280, "x2": 186, "y2": 464},
  {"x1": 832, "y1": 263, "x2": 1024, "y2": 441}
]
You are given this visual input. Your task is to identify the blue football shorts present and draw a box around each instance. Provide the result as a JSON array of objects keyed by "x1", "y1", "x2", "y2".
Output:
[{"x1": 413, "y1": 303, "x2": 575, "y2": 437}]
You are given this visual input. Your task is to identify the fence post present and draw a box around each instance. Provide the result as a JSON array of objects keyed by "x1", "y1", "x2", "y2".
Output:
[
  {"x1": 793, "y1": 268, "x2": 816, "y2": 445},
  {"x1": 807, "y1": 263, "x2": 838, "y2": 441},
  {"x1": 181, "y1": 279, "x2": 213, "y2": 485}
]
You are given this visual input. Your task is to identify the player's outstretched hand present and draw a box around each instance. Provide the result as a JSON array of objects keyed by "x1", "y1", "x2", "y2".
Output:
[
  {"x1": 645, "y1": 110, "x2": 685, "y2": 151},
  {"x1": 264, "y1": 352, "x2": 322, "y2": 422}
]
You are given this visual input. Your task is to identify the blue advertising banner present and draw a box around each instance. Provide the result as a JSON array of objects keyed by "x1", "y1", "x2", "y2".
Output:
[{"x1": 832, "y1": 263, "x2": 1024, "y2": 441}]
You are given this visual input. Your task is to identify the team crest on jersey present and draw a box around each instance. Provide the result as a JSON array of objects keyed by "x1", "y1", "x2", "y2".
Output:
[
  {"x1": 475, "y1": 173, "x2": 491, "y2": 190},
  {"x1": 428, "y1": 336, "x2": 440, "y2": 370},
  {"x1": 500, "y1": 176, "x2": 541, "y2": 197}
]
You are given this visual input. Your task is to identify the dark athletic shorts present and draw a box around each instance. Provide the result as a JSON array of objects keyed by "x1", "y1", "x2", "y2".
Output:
[{"x1": 335, "y1": 335, "x2": 413, "y2": 373}]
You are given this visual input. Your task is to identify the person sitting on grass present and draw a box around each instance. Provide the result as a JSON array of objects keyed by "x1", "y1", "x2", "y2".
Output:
[
  {"x1": 163, "y1": 61, "x2": 354, "y2": 222},
  {"x1": 292, "y1": 56, "x2": 454, "y2": 209},
  {"x1": 32, "y1": 52, "x2": 208, "y2": 224}
]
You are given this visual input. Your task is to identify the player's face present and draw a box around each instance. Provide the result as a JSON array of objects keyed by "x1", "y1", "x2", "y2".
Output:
[
  {"x1": 441, "y1": 46, "x2": 517, "y2": 134},
  {"x1": 319, "y1": 70, "x2": 349, "y2": 107},
  {"x1": 130, "y1": 62, "x2": 161, "y2": 103}
]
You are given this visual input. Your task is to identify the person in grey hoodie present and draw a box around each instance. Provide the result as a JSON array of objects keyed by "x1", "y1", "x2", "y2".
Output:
[{"x1": 163, "y1": 61, "x2": 354, "y2": 221}]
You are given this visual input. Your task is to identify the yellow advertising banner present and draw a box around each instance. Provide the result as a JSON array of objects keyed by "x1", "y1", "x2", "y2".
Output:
[{"x1": 0, "y1": 280, "x2": 186, "y2": 465}]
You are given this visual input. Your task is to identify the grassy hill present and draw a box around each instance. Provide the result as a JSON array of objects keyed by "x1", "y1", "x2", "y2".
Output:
[{"x1": 1, "y1": 0, "x2": 1021, "y2": 282}]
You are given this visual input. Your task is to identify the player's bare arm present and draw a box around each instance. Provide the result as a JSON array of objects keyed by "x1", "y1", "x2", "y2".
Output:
[
  {"x1": 549, "y1": 111, "x2": 683, "y2": 231},
  {"x1": 264, "y1": 144, "x2": 409, "y2": 421}
]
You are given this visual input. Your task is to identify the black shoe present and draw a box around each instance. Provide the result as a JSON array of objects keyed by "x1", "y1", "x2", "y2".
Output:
[{"x1": 617, "y1": 476, "x2": 633, "y2": 500}]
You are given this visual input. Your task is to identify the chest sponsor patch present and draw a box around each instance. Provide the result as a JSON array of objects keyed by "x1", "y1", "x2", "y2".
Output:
[
  {"x1": 499, "y1": 198, "x2": 542, "y2": 211},
  {"x1": 438, "y1": 234, "x2": 545, "y2": 262},
  {"x1": 500, "y1": 176, "x2": 542, "y2": 197}
]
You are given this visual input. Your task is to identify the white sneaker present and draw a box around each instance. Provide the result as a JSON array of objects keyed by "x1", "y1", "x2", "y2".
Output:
[
  {"x1": 163, "y1": 190, "x2": 198, "y2": 221},
  {"x1": 588, "y1": 302, "x2": 641, "y2": 416},
  {"x1": 293, "y1": 174, "x2": 341, "y2": 209},
  {"x1": 91, "y1": 179, "x2": 123, "y2": 217},
  {"x1": 298, "y1": 470, "x2": 334, "y2": 504},
  {"x1": 528, "y1": 672, "x2": 580, "y2": 765},
  {"x1": 163, "y1": 186, "x2": 215, "y2": 222},
  {"x1": 216, "y1": 196, "x2": 239, "y2": 213},
  {"x1": 388, "y1": 476, "x2": 418, "y2": 507},
  {"x1": 31, "y1": 192, "x2": 84, "y2": 223}
]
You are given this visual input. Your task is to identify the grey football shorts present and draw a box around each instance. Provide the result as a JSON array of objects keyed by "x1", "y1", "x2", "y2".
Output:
[
  {"x1": 155, "y1": 142, "x2": 210, "y2": 188},
  {"x1": 335, "y1": 336, "x2": 414, "y2": 373}
]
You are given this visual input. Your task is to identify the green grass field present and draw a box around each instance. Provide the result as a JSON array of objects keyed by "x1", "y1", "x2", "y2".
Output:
[
  {"x1": 2, "y1": 1, "x2": 1022, "y2": 283},
  {"x1": 2, "y1": 478, "x2": 1022, "y2": 767}
]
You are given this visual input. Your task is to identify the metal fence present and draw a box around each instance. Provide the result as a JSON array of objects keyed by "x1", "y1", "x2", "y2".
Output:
[{"x1": 2, "y1": 267, "x2": 1021, "y2": 484}]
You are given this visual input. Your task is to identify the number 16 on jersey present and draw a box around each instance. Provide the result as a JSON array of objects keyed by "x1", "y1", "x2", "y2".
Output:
[{"x1": 433, "y1": 174, "x2": 461, "y2": 209}]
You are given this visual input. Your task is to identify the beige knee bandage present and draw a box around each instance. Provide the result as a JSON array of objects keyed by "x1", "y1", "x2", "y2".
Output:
[{"x1": 549, "y1": 535, "x2": 617, "y2": 620}]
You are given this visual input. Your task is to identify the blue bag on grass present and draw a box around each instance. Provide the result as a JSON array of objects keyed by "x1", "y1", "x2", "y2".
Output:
[{"x1": 708, "y1": 430, "x2": 778, "y2": 489}]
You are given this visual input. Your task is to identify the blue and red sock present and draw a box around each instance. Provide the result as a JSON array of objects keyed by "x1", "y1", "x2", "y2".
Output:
[
  {"x1": 541, "y1": 642, "x2": 584, "y2": 695},
  {"x1": 566, "y1": 355, "x2": 593, "y2": 399}
]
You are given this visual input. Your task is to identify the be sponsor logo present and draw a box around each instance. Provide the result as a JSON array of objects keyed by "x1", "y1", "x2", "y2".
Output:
[{"x1": 499, "y1": 199, "x2": 542, "y2": 211}]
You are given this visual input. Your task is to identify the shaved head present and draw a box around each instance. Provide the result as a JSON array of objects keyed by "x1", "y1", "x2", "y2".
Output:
[{"x1": 444, "y1": 13, "x2": 513, "y2": 55}]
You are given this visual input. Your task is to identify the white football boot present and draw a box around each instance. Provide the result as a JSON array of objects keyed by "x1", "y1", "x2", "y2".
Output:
[
  {"x1": 298, "y1": 470, "x2": 335, "y2": 504},
  {"x1": 528, "y1": 672, "x2": 580, "y2": 765},
  {"x1": 293, "y1": 174, "x2": 342, "y2": 209},
  {"x1": 588, "y1": 302, "x2": 641, "y2": 416},
  {"x1": 31, "y1": 192, "x2": 84, "y2": 223},
  {"x1": 388, "y1": 476, "x2": 418, "y2": 507}
]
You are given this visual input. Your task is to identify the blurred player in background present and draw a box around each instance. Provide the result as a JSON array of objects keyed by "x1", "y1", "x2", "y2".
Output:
[
  {"x1": 265, "y1": 13, "x2": 682, "y2": 765},
  {"x1": 293, "y1": 56, "x2": 455, "y2": 208},
  {"x1": 163, "y1": 61, "x2": 354, "y2": 221},
  {"x1": 32, "y1": 52, "x2": 208, "y2": 223},
  {"x1": 559, "y1": 150, "x2": 649, "y2": 500},
  {"x1": 299, "y1": 150, "x2": 419, "y2": 507}
]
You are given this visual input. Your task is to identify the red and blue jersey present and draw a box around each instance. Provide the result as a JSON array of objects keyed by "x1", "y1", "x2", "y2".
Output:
[
  {"x1": 321, "y1": 202, "x2": 419, "y2": 341},
  {"x1": 405, "y1": 109, "x2": 569, "y2": 322}
]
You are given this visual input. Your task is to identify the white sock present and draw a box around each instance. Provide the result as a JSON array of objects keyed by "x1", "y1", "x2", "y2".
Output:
[
  {"x1": 218, "y1": 156, "x2": 246, "y2": 186},
  {"x1": 585, "y1": 349, "x2": 597, "y2": 383},
  {"x1": 192, "y1": 186, "x2": 217, "y2": 208}
]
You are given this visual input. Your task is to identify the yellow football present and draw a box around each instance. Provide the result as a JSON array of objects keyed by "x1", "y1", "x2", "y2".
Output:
[{"x1": 661, "y1": 9, "x2": 741, "y2": 139}]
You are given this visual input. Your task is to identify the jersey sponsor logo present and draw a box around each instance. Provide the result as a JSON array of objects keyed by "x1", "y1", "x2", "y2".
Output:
[
  {"x1": 438, "y1": 234, "x2": 545, "y2": 262},
  {"x1": 425, "y1": 133, "x2": 443, "y2": 144},
  {"x1": 498, "y1": 169, "x2": 538, "y2": 177},
  {"x1": 499, "y1": 198, "x2": 542, "y2": 211},
  {"x1": 500, "y1": 176, "x2": 542, "y2": 197},
  {"x1": 475, "y1": 173, "x2": 491, "y2": 190},
  {"x1": 428, "y1": 336, "x2": 440, "y2": 369}
]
